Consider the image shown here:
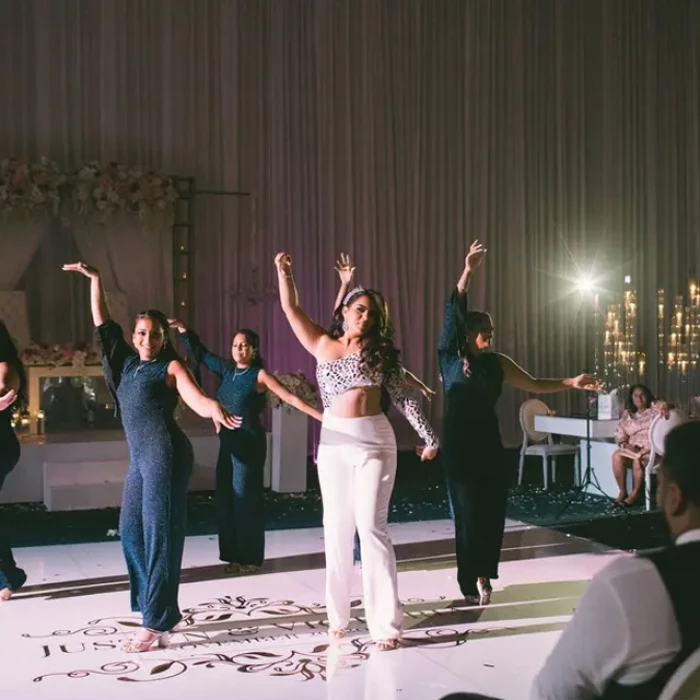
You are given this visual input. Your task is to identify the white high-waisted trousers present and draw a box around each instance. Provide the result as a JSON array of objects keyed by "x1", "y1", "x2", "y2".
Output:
[{"x1": 316, "y1": 411, "x2": 403, "y2": 641}]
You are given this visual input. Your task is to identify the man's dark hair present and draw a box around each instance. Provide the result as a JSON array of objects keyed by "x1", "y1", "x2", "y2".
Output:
[{"x1": 663, "y1": 422, "x2": 700, "y2": 507}]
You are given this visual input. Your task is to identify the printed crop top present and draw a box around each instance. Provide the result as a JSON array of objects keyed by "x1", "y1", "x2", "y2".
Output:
[{"x1": 316, "y1": 351, "x2": 439, "y2": 448}]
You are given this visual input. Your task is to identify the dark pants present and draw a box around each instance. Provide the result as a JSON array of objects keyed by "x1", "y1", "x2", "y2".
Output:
[
  {"x1": 119, "y1": 442, "x2": 193, "y2": 632},
  {"x1": 0, "y1": 431, "x2": 26, "y2": 592},
  {"x1": 444, "y1": 447, "x2": 508, "y2": 597},
  {"x1": 440, "y1": 694, "x2": 503, "y2": 699},
  {"x1": 216, "y1": 433, "x2": 266, "y2": 567}
]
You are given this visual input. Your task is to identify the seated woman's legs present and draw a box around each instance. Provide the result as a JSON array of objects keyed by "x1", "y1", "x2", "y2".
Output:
[
  {"x1": 624, "y1": 457, "x2": 645, "y2": 506},
  {"x1": 612, "y1": 450, "x2": 630, "y2": 503}
]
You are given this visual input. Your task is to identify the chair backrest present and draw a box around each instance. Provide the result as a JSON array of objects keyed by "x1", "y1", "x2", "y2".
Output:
[
  {"x1": 658, "y1": 645, "x2": 700, "y2": 700},
  {"x1": 519, "y1": 399, "x2": 550, "y2": 443},
  {"x1": 649, "y1": 409, "x2": 687, "y2": 457}
]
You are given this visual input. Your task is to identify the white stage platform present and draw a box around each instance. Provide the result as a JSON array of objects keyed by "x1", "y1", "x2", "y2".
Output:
[{"x1": 1, "y1": 419, "x2": 273, "y2": 509}]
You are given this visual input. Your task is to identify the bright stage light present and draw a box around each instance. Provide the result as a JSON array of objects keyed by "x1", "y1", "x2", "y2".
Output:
[{"x1": 575, "y1": 276, "x2": 595, "y2": 293}]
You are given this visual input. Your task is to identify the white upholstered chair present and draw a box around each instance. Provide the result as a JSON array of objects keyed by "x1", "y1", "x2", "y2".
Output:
[
  {"x1": 658, "y1": 645, "x2": 700, "y2": 700},
  {"x1": 518, "y1": 399, "x2": 580, "y2": 489},
  {"x1": 644, "y1": 409, "x2": 687, "y2": 512}
]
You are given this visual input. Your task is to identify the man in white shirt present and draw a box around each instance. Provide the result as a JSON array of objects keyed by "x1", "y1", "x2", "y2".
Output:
[{"x1": 531, "y1": 421, "x2": 700, "y2": 700}]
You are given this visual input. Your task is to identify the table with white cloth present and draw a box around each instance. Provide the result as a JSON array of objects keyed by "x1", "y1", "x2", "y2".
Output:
[{"x1": 533, "y1": 415, "x2": 629, "y2": 498}]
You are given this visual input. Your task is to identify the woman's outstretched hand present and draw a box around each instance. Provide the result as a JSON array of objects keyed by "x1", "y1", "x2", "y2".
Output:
[
  {"x1": 335, "y1": 253, "x2": 355, "y2": 284},
  {"x1": 62, "y1": 262, "x2": 100, "y2": 279},
  {"x1": 569, "y1": 374, "x2": 602, "y2": 391},
  {"x1": 168, "y1": 319, "x2": 187, "y2": 334},
  {"x1": 275, "y1": 252, "x2": 293, "y2": 276},
  {"x1": 0, "y1": 390, "x2": 17, "y2": 412},
  {"x1": 465, "y1": 240, "x2": 487, "y2": 272},
  {"x1": 211, "y1": 402, "x2": 242, "y2": 434},
  {"x1": 415, "y1": 445, "x2": 439, "y2": 461}
]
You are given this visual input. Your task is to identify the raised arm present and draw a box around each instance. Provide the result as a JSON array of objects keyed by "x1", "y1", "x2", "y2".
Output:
[
  {"x1": 499, "y1": 354, "x2": 599, "y2": 394},
  {"x1": 384, "y1": 367, "x2": 439, "y2": 459},
  {"x1": 63, "y1": 262, "x2": 132, "y2": 395},
  {"x1": 275, "y1": 252, "x2": 328, "y2": 356},
  {"x1": 258, "y1": 369, "x2": 323, "y2": 422},
  {"x1": 438, "y1": 241, "x2": 486, "y2": 354},
  {"x1": 333, "y1": 252, "x2": 356, "y2": 314},
  {"x1": 167, "y1": 360, "x2": 241, "y2": 433},
  {"x1": 169, "y1": 320, "x2": 227, "y2": 377},
  {"x1": 62, "y1": 262, "x2": 110, "y2": 326}
]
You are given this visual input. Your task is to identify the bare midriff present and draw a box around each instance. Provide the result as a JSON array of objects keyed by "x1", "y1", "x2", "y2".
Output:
[{"x1": 326, "y1": 386, "x2": 383, "y2": 418}]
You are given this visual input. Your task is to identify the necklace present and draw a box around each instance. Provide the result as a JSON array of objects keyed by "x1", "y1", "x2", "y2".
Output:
[
  {"x1": 232, "y1": 367, "x2": 250, "y2": 381},
  {"x1": 135, "y1": 359, "x2": 157, "y2": 374}
]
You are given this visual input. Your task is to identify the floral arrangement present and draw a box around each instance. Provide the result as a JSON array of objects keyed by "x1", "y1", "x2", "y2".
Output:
[
  {"x1": 21, "y1": 341, "x2": 101, "y2": 369},
  {"x1": 267, "y1": 372, "x2": 321, "y2": 410},
  {"x1": 0, "y1": 157, "x2": 66, "y2": 214},
  {"x1": 73, "y1": 161, "x2": 179, "y2": 219},
  {"x1": 0, "y1": 157, "x2": 178, "y2": 218}
]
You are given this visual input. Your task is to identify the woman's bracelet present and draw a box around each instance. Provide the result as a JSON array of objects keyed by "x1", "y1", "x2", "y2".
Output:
[{"x1": 278, "y1": 271, "x2": 293, "y2": 279}]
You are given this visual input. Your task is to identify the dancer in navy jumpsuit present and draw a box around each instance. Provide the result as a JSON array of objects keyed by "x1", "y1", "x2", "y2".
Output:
[{"x1": 64, "y1": 262, "x2": 238, "y2": 652}]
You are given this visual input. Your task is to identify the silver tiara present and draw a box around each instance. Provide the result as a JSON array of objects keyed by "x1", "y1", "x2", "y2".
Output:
[{"x1": 342, "y1": 286, "x2": 367, "y2": 306}]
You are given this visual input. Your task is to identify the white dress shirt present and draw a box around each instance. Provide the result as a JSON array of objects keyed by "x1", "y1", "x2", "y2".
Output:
[{"x1": 531, "y1": 528, "x2": 700, "y2": 700}]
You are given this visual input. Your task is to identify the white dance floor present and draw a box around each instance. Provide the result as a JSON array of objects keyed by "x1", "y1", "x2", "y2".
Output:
[{"x1": 2, "y1": 519, "x2": 623, "y2": 699}]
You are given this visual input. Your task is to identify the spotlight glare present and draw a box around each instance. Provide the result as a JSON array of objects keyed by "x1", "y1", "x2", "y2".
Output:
[{"x1": 576, "y1": 276, "x2": 595, "y2": 293}]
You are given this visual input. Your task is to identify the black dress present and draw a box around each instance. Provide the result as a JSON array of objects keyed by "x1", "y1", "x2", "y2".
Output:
[
  {"x1": 0, "y1": 355, "x2": 26, "y2": 592},
  {"x1": 438, "y1": 289, "x2": 507, "y2": 597},
  {"x1": 180, "y1": 331, "x2": 267, "y2": 566}
]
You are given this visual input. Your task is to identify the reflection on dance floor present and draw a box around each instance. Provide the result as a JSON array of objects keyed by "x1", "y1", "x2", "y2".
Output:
[{"x1": 3, "y1": 521, "x2": 620, "y2": 699}]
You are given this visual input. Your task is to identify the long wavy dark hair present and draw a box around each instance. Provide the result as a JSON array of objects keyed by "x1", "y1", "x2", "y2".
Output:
[
  {"x1": 235, "y1": 328, "x2": 265, "y2": 369},
  {"x1": 329, "y1": 287, "x2": 400, "y2": 379},
  {"x1": 626, "y1": 383, "x2": 655, "y2": 414},
  {"x1": 0, "y1": 319, "x2": 27, "y2": 405}
]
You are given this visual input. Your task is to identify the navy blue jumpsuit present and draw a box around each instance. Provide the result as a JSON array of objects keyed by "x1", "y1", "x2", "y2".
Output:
[
  {"x1": 98, "y1": 321, "x2": 193, "y2": 631},
  {"x1": 180, "y1": 331, "x2": 267, "y2": 567}
]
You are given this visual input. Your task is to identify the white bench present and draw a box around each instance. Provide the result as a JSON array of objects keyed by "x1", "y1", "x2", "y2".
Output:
[{"x1": 43, "y1": 459, "x2": 129, "y2": 511}]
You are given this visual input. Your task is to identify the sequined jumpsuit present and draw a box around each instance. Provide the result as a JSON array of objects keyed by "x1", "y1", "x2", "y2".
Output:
[
  {"x1": 98, "y1": 321, "x2": 194, "y2": 632},
  {"x1": 180, "y1": 331, "x2": 267, "y2": 567}
]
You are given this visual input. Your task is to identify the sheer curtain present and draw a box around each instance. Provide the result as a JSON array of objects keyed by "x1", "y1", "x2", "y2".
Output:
[
  {"x1": 1, "y1": 0, "x2": 698, "y2": 444},
  {"x1": 0, "y1": 215, "x2": 49, "y2": 290}
]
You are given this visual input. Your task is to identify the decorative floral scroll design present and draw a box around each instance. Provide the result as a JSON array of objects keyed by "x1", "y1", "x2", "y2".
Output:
[
  {"x1": 22, "y1": 596, "x2": 338, "y2": 640},
  {"x1": 33, "y1": 638, "x2": 376, "y2": 684},
  {"x1": 180, "y1": 595, "x2": 329, "y2": 623},
  {"x1": 33, "y1": 660, "x2": 165, "y2": 684},
  {"x1": 267, "y1": 372, "x2": 320, "y2": 410},
  {"x1": 0, "y1": 157, "x2": 66, "y2": 215},
  {"x1": 30, "y1": 628, "x2": 512, "y2": 685},
  {"x1": 20, "y1": 341, "x2": 101, "y2": 368},
  {"x1": 73, "y1": 161, "x2": 178, "y2": 220}
]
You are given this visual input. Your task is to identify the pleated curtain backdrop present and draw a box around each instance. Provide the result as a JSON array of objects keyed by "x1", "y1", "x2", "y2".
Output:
[{"x1": 0, "y1": 0, "x2": 698, "y2": 444}]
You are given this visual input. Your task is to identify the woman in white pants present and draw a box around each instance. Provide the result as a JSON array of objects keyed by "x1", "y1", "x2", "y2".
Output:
[{"x1": 275, "y1": 253, "x2": 439, "y2": 651}]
